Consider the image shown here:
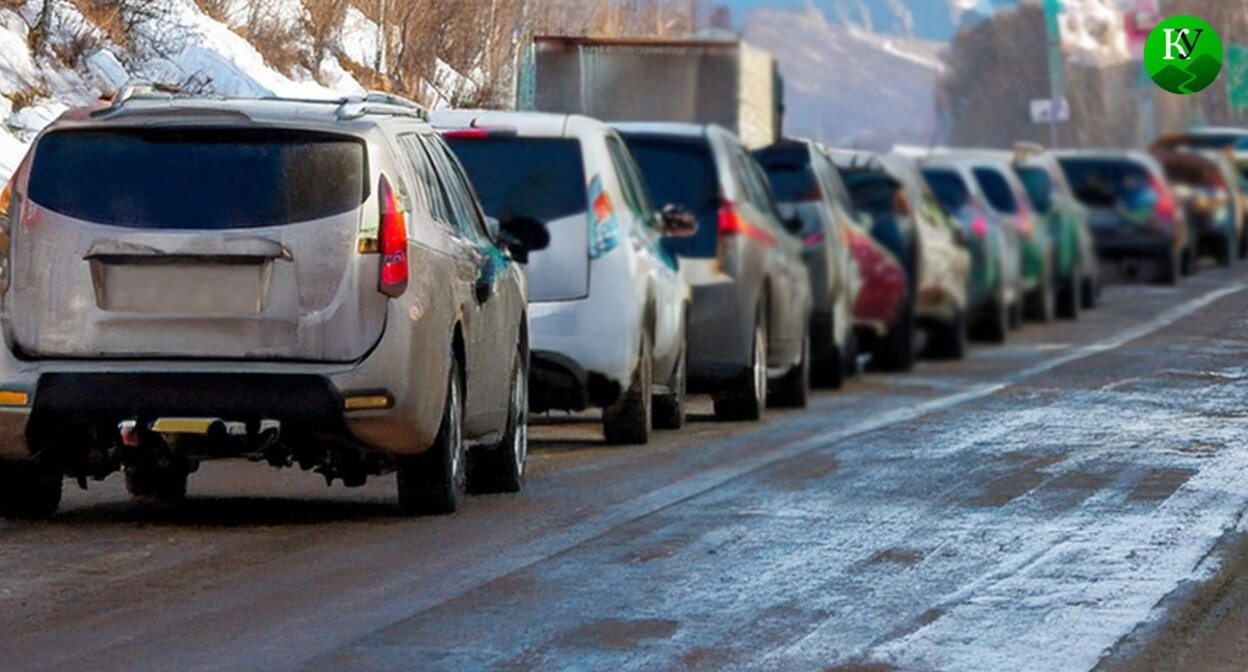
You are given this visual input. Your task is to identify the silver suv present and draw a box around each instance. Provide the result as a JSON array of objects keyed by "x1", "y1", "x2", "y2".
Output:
[{"x1": 0, "y1": 92, "x2": 543, "y2": 518}]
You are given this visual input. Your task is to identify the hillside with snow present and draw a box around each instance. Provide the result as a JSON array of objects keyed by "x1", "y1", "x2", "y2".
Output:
[
  {"x1": 744, "y1": 6, "x2": 946, "y2": 148},
  {"x1": 0, "y1": 0, "x2": 389, "y2": 181}
]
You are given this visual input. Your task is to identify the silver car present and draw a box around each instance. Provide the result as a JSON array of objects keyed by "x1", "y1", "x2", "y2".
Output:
[
  {"x1": 0, "y1": 92, "x2": 541, "y2": 518},
  {"x1": 617, "y1": 123, "x2": 814, "y2": 421}
]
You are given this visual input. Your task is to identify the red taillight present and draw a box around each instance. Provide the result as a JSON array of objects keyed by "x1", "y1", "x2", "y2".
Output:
[
  {"x1": 970, "y1": 205, "x2": 989, "y2": 238},
  {"x1": 1149, "y1": 173, "x2": 1177, "y2": 222},
  {"x1": 719, "y1": 199, "x2": 747, "y2": 236},
  {"x1": 441, "y1": 129, "x2": 490, "y2": 140},
  {"x1": 378, "y1": 175, "x2": 408, "y2": 297}
]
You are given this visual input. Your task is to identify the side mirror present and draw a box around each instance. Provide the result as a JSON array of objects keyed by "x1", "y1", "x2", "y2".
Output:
[
  {"x1": 659, "y1": 204, "x2": 698, "y2": 238},
  {"x1": 485, "y1": 216, "x2": 501, "y2": 240},
  {"x1": 498, "y1": 216, "x2": 550, "y2": 265}
]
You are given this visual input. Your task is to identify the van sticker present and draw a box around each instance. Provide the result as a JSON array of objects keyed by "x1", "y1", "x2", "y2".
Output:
[{"x1": 588, "y1": 175, "x2": 620, "y2": 260}]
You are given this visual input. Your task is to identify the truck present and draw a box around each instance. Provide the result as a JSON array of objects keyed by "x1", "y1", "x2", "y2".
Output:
[{"x1": 515, "y1": 35, "x2": 784, "y2": 149}]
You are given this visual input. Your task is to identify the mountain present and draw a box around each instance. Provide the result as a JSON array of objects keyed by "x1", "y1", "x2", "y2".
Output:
[
  {"x1": 713, "y1": 0, "x2": 1020, "y2": 41},
  {"x1": 743, "y1": 6, "x2": 947, "y2": 148}
]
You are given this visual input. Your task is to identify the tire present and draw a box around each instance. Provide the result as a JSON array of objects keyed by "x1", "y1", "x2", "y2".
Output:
[
  {"x1": 927, "y1": 309, "x2": 967, "y2": 360},
  {"x1": 468, "y1": 344, "x2": 527, "y2": 495},
  {"x1": 1218, "y1": 231, "x2": 1235, "y2": 267},
  {"x1": 1008, "y1": 299, "x2": 1024, "y2": 331},
  {"x1": 975, "y1": 296, "x2": 1009, "y2": 344},
  {"x1": 1081, "y1": 276, "x2": 1098, "y2": 310},
  {"x1": 397, "y1": 358, "x2": 466, "y2": 516},
  {"x1": 1181, "y1": 243, "x2": 1196, "y2": 277},
  {"x1": 771, "y1": 333, "x2": 810, "y2": 409},
  {"x1": 1056, "y1": 271, "x2": 1081, "y2": 320},
  {"x1": 653, "y1": 346, "x2": 687, "y2": 431},
  {"x1": 812, "y1": 322, "x2": 845, "y2": 391},
  {"x1": 1026, "y1": 275, "x2": 1055, "y2": 324},
  {"x1": 714, "y1": 312, "x2": 768, "y2": 422},
  {"x1": 874, "y1": 299, "x2": 915, "y2": 373},
  {"x1": 1156, "y1": 250, "x2": 1180, "y2": 286},
  {"x1": 841, "y1": 329, "x2": 859, "y2": 380},
  {"x1": 1240, "y1": 224, "x2": 1248, "y2": 260},
  {"x1": 603, "y1": 333, "x2": 653, "y2": 445},
  {"x1": 124, "y1": 458, "x2": 190, "y2": 503},
  {"x1": 0, "y1": 460, "x2": 62, "y2": 519}
]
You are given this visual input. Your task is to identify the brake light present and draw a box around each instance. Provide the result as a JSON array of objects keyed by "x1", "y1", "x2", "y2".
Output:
[
  {"x1": 440, "y1": 129, "x2": 490, "y2": 140},
  {"x1": 719, "y1": 199, "x2": 747, "y2": 236},
  {"x1": 971, "y1": 216, "x2": 989, "y2": 238},
  {"x1": 970, "y1": 205, "x2": 989, "y2": 238},
  {"x1": 1149, "y1": 173, "x2": 1177, "y2": 222},
  {"x1": 1017, "y1": 209, "x2": 1033, "y2": 237},
  {"x1": 378, "y1": 175, "x2": 408, "y2": 297}
]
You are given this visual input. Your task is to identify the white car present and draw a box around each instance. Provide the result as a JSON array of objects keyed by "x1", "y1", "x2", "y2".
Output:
[{"x1": 435, "y1": 111, "x2": 691, "y2": 445}]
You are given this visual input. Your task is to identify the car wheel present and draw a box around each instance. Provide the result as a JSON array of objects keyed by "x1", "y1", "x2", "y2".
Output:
[
  {"x1": 873, "y1": 299, "x2": 915, "y2": 373},
  {"x1": 397, "y1": 358, "x2": 466, "y2": 516},
  {"x1": 1057, "y1": 271, "x2": 1081, "y2": 320},
  {"x1": 1219, "y1": 231, "x2": 1235, "y2": 267},
  {"x1": 603, "y1": 332, "x2": 653, "y2": 445},
  {"x1": 468, "y1": 344, "x2": 527, "y2": 495},
  {"x1": 1156, "y1": 250, "x2": 1180, "y2": 286},
  {"x1": 124, "y1": 458, "x2": 190, "y2": 504},
  {"x1": 975, "y1": 284, "x2": 1009, "y2": 344},
  {"x1": 812, "y1": 333, "x2": 844, "y2": 391},
  {"x1": 927, "y1": 308, "x2": 967, "y2": 360},
  {"x1": 1240, "y1": 225, "x2": 1248, "y2": 260},
  {"x1": 1081, "y1": 275, "x2": 1098, "y2": 310},
  {"x1": 653, "y1": 345, "x2": 687, "y2": 431},
  {"x1": 841, "y1": 328, "x2": 859, "y2": 380},
  {"x1": 714, "y1": 311, "x2": 767, "y2": 422},
  {"x1": 0, "y1": 460, "x2": 62, "y2": 519},
  {"x1": 1026, "y1": 274, "x2": 1055, "y2": 323},
  {"x1": 771, "y1": 333, "x2": 810, "y2": 409},
  {"x1": 1181, "y1": 242, "x2": 1197, "y2": 276}
]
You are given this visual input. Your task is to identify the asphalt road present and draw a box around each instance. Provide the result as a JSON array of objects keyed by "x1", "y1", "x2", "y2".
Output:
[{"x1": 4, "y1": 265, "x2": 1248, "y2": 672}]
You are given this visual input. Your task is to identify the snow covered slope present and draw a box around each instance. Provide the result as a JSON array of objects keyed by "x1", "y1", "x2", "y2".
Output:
[
  {"x1": 744, "y1": 6, "x2": 946, "y2": 148},
  {"x1": 0, "y1": 0, "x2": 363, "y2": 181}
]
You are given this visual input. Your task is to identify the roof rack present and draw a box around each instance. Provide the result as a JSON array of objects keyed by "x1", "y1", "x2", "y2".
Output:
[
  {"x1": 93, "y1": 85, "x2": 429, "y2": 122},
  {"x1": 336, "y1": 91, "x2": 429, "y2": 121}
]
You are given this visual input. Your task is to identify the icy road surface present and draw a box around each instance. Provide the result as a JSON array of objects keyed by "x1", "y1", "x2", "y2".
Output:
[{"x1": 3, "y1": 267, "x2": 1248, "y2": 672}]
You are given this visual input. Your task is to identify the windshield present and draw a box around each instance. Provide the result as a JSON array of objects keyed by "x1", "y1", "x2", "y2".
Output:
[
  {"x1": 1058, "y1": 158, "x2": 1155, "y2": 208},
  {"x1": 446, "y1": 136, "x2": 588, "y2": 224},
  {"x1": 922, "y1": 168, "x2": 970, "y2": 213},
  {"x1": 753, "y1": 145, "x2": 819, "y2": 202},
  {"x1": 619, "y1": 132, "x2": 720, "y2": 258},
  {"x1": 29, "y1": 128, "x2": 366, "y2": 229},
  {"x1": 972, "y1": 167, "x2": 1019, "y2": 214},
  {"x1": 1015, "y1": 166, "x2": 1054, "y2": 212}
]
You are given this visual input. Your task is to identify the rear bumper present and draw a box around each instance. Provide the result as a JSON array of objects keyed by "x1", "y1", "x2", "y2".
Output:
[
  {"x1": 686, "y1": 280, "x2": 753, "y2": 388},
  {"x1": 1092, "y1": 226, "x2": 1176, "y2": 259},
  {"x1": 0, "y1": 296, "x2": 456, "y2": 461}
]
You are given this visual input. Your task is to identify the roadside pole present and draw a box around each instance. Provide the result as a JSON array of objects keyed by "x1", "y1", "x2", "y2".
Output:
[{"x1": 1043, "y1": 0, "x2": 1066, "y2": 149}]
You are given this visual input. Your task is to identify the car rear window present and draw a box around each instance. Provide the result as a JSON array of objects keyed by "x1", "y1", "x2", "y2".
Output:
[
  {"x1": 972, "y1": 167, "x2": 1018, "y2": 214},
  {"x1": 445, "y1": 137, "x2": 587, "y2": 224},
  {"x1": 1014, "y1": 166, "x2": 1054, "y2": 211},
  {"x1": 29, "y1": 127, "x2": 366, "y2": 229},
  {"x1": 1058, "y1": 158, "x2": 1154, "y2": 208},
  {"x1": 922, "y1": 168, "x2": 970, "y2": 212},
  {"x1": 753, "y1": 146, "x2": 819, "y2": 203},
  {"x1": 840, "y1": 170, "x2": 900, "y2": 216},
  {"x1": 619, "y1": 133, "x2": 720, "y2": 258}
]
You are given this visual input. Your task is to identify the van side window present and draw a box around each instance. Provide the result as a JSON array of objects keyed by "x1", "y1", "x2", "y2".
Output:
[{"x1": 605, "y1": 135, "x2": 655, "y2": 226}]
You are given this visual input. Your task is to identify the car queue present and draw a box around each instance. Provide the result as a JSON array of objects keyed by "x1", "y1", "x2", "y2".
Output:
[{"x1": 0, "y1": 85, "x2": 1241, "y2": 520}]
